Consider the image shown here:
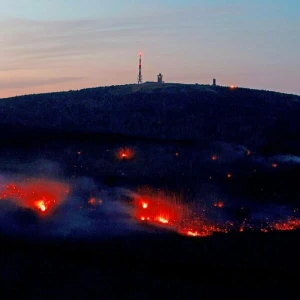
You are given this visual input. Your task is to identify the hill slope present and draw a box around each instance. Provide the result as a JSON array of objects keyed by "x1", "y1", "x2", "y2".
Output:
[{"x1": 1, "y1": 83, "x2": 299, "y2": 154}]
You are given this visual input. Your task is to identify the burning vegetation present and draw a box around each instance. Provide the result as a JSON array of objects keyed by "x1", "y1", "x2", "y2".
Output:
[
  {"x1": 116, "y1": 147, "x2": 135, "y2": 160},
  {"x1": 0, "y1": 179, "x2": 69, "y2": 215},
  {"x1": 130, "y1": 188, "x2": 300, "y2": 238}
]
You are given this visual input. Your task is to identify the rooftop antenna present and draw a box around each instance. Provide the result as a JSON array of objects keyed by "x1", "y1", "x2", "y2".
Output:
[{"x1": 137, "y1": 53, "x2": 143, "y2": 84}]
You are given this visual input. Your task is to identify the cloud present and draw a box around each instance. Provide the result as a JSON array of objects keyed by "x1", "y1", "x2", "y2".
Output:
[{"x1": 0, "y1": 76, "x2": 85, "y2": 89}]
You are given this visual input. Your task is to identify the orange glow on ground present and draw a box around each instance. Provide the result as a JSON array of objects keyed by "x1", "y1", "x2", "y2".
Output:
[
  {"x1": 187, "y1": 231, "x2": 201, "y2": 237},
  {"x1": 273, "y1": 218, "x2": 300, "y2": 231},
  {"x1": 88, "y1": 198, "x2": 97, "y2": 206},
  {"x1": 211, "y1": 155, "x2": 218, "y2": 161},
  {"x1": 116, "y1": 147, "x2": 135, "y2": 160},
  {"x1": 272, "y1": 163, "x2": 278, "y2": 168},
  {"x1": 157, "y1": 217, "x2": 169, "y2": 224},
  {"x1": 214, "y1": 201, "x2": 224, "y2": 208},
  {"x1": 227, "y1": 173, "x2": 232, "y2": 179},
  {"x1": 131, "y1": 188, "x2": 300, "y2": 238},
  {"x1": 132, "y1": 189, "x2": 228, "y2": 237},
  {"x1": 0, "y1": 179, "x2": 69, "y2": 215},
  {"x1": 36, "y1": 200, "x2": 47, "y2": 212},
  {"x1": 246, "y1": 150, "x2": 251, "y2": 156}
]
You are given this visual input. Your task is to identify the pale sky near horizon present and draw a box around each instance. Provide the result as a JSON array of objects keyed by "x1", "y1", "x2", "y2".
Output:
[{"x1": 0, "y1": 0, "x2": 299, "y2": 98}]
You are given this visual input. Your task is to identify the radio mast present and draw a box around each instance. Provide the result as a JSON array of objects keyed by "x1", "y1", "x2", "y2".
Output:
[{"x1": 137, "y1": 53, "x2": 143, "y2": 84}]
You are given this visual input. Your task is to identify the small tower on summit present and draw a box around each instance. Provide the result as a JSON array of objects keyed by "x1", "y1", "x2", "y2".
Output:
[
  {"x1": 157, "y1": 73, "x2": 164, "y2": 83},
  {"x1": 137, "y1": 53, "x2": 143, "y2": 84},
  {"x1": 212, "y1": 78, "x2": 217, "y2": 86}
]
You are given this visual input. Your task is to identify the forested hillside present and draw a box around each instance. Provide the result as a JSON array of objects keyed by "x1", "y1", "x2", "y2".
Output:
[{"x1": 1, "y1": 83, "x2": 299, "y2": 154}]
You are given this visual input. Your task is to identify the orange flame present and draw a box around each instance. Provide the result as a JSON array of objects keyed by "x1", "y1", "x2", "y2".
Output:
[
  {"x1": 0, "y1": 179, "x2": 69, "y2": 215},
  {"x1": 131, "y1": 188, "x2": 300, "y2": 238},
  {"x1": 36, "y1": 200, "x2": 47, "y2": 212},
  {"x1": 214, "y1": 201, "x2": 224, "y2": 208},
  {"x1": 157, "y1": 217, "x2": 169, "y2": 224},
  {"x1": 116, "y1": 147, "x2": 135, "y2": 160},
  {"x1": 88, "y1": 198, "x2": 97, "y2": 206}
]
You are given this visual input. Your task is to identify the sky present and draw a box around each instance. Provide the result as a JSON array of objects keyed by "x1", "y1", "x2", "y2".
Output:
[{"x1": 0, "y1": 0, "x2": 299, "y2": 98}]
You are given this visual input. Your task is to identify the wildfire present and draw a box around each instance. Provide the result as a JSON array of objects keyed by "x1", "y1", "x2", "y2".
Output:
[
  {"x1": 157, "y1": 217, "x2": 169, "y2": 224},
  {"x1": 0, "y1": 179, "x2": 69, "y2": 215},
  {"x1": 116, "y1": 147, "x2": 135, "y2": 160},
  {"x1": 36, "y1": 200, "x2": 47, "y2": 212},
  {"x1": 130, "y1": 188, "x2": 300, "y2": 238},
  {"x1": 214, "y1": 201, "x2": 224, "y2": 208},
  {"x1": 88, "y1": 198, "x2": 96, "y2": 206},
  {"x1": 132, "y1": 189, "x2": 228, "y2": 236},
  {"x1": 273, "y1": 218, "x2": 300, "y2": 231},
  {"x1": 187, "y1": 231, "x2": 201, "y2": 237}
]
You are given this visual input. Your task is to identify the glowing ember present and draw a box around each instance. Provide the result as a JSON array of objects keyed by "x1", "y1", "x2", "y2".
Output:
[
  {"x1": 246, "y1": 150, "x2": 251, "y2": 156},
  {"x1": 157, "y1": 217, "x2": 169, "y2": 224},
  {"x1": 211, "y1": 155, "x2": 218, "y2": 161},
  {"x1": 37, "y1": 200, "x2": 47, "y2": 212},
  {"x1": 175, "y1": 152, "x2": 179, "y2": 156},
  {"x1": 0, "y1": 179, "x2": 69, "y2": 215},
  {"x1": 116, "y1": 147, "x2": 135, "y2": 160},
  {"x1": 227, "y1": 173, "x2": 232, "y2": 179},
  {"x1": 130, "y1": 188, "x2": 300, "y2": 238},
  {"x1": 272, "y1": 163, "x2": 278, "y2": 168},
  {"x1": 187, "y1": 231, "x2": 200, "y2": 237},
  {"x1": 214, "y1": 201, "x2": 224, "y2": 208},
  {"x1": 273, "y1": 218, "x2": 300, "y2": 231},
  {"x1": 88, "y1": 198, "x2": 97, "y2": 206}
]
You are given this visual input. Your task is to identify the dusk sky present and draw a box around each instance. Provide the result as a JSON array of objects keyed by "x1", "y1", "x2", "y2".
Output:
[{"x1": 1, "y1": 0, "x2": 299, "y2": 98}]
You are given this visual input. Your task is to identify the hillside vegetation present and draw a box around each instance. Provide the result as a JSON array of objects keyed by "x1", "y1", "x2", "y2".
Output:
[{"x1": 1, "y1": 83, "x2": 299, "y2": 154}]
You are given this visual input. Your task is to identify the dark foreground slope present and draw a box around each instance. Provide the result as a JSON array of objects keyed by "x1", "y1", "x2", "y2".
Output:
[
  {"x1": 1, "y1": 231, "x2": 300, "y2": 299},
  {"x1": 1, "y1": 83, "x2": 299, "y2": 154}
]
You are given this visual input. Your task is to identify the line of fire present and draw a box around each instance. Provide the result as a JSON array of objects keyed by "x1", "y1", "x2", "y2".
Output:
[{"x1": 1, "y1": 145, "x2": 298, "y2": 238}]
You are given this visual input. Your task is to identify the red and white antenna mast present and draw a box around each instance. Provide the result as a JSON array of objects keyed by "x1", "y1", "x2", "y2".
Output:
[{"x1": 137, "y1": 53, "x2": 143, "y2": 84}]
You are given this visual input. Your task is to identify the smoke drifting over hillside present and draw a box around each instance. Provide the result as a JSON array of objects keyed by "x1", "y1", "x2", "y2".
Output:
[{"x1": 0, "y1": 171, "x2": 145, "y2": 238}]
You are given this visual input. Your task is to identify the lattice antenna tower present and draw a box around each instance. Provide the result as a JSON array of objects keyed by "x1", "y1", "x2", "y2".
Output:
[{"x1": 137, "y1": 53, "x2": 143, "y2": 84}]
